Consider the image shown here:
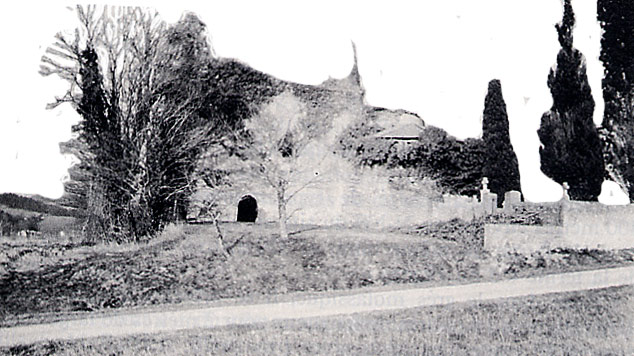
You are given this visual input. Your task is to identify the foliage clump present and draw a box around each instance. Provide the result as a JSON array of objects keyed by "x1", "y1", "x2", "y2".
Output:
[
  {"x1": 0, "y1": 210, "x2": 42, "y2": 235},
  {"x1": 336, "y1": 122, "x2": 485, "y2": 196}
]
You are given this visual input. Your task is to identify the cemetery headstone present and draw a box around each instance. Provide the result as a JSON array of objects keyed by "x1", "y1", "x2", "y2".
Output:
[
  {"x1": 480, "y1": 177, "x2": 498, "y2": 215},
  {"x1": 503, "y1": 190, "x2": 522, "y2": 213}
]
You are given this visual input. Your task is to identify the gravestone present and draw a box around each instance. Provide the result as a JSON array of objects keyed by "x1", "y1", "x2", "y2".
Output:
[
  {"x1": 482, "y1": 192, "x2": 498, "y2": 215},
  {"x1": 503, "y1": 190, "x2": 522, "y2": 213},
  {"x1": 479, "y1": 177, "x2": 498, "y2": 215}
]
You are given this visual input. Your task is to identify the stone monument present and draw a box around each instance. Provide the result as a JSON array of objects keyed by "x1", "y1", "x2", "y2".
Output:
[
  {"x1": 480, "y1": 177, "x2": 498, "y2": 215},
  {"x1": 562, "y1": 182, "x2": 570, "y2": 201},
  {"x1": 503, "y1": 190, "x2": 522, "y2": 213}
]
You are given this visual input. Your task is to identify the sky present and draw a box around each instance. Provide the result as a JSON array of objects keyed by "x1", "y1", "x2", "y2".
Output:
[{"x1": 0, "y1": 1, "x2": 629, "y2": 204}]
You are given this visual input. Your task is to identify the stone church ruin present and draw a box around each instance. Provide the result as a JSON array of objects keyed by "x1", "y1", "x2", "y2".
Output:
[
  {"x1": 187, "y1": 45, "x2": 634, "y2": 252},
  {"x1": 189, "y1": 45, "x2": 456, "y2": 228}
]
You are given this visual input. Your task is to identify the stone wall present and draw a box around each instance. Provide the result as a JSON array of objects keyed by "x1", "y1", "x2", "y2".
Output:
[
  {"x1": 192, "y1": 147, "x2": 487, "y2": 229},
  {"x1": 210, "y1": 157, "x2": 440, "y2": 229},
  {"x1": 484, "y1": 200, "x2": 634, "y2": 253},
  {"x1": 562, "y1": 202, "x2": 634, "y2": 250},
  {"x1": 484, "y1": 224, "x2": 564, "y2": 254},
  {"x1": 510, "y1": 202, "x2": 563, "y2": 226}
]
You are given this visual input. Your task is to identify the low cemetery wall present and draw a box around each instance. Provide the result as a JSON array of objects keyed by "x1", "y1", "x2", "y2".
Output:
[
  {"x1": 282, "y1": 171, "x2": 437, "y2": 228},
  {"x1": 485, "y1": 200, "x2": 634, "y2": 254},
  {"x1": 484, "y1": 224, "x2": 564, "y2": 254},
  {"x1": 562, "y1": 202, "x2": 634, "y2": 250},
  {"x1": 218, "y1": 172, "x2": 483, "y2": 229}
]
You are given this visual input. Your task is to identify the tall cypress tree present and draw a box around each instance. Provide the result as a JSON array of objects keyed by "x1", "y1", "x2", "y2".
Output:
[
  {"x1": 482, "y1": 79, "x2": 521, "y2": 206},
  {"x1": 537, "y1": 0, "x2": 604, "y2": 201},
  {"x1": 598, "y1": 0, "x2": 634, "y2": 201}
]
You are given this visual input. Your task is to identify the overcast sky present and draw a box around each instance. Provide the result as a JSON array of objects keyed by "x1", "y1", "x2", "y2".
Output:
[{"x1": 0, "y1": 1, "x2": 628, "y2": 203}]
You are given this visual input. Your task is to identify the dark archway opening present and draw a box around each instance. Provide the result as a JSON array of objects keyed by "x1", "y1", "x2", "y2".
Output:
[{"x1": 237, "y1": 195, "x2": 258, "y2": 222}]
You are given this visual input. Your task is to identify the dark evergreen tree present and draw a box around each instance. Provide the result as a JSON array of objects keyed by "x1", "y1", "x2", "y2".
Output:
[
  {"x1": 537, "y1": 0, "x2": 604, "y2": 201},
  {"x1": 598, "y1": 0, "x2": 634, "y2": 201},
  {"x1": 76, "y1": 44, "x2": 129, "y2": 237},
  {"x1": 482, "y1": 79, "x2": 521, "y2": 206}
]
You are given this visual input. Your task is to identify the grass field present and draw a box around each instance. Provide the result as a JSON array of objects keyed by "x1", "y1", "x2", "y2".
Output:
[
  {"x1": 5, "y1": 286, "x2": 632, "y2": 355},
  {"x1": 37, "y1": 216, "x2": 79, "y2": 236},
  {"x1": 2, "y1": 220, "x2": 633, "y2": 327},
  {"x1": 0, "y1": 204, "x2": 80, "y2": 239}
]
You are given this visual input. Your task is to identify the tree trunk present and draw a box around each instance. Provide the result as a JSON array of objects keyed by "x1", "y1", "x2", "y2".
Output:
[
  {"x1": 277, "y1": 188, "x2": 288, "y2": 239},
  {"x1": 212, "y1": 213, "x2": 229, "y2": 257}
]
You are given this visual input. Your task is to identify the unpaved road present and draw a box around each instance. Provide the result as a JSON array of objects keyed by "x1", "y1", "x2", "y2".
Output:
[{"x1": 1, "y1": 265, "x2": 633, "y2": 348}]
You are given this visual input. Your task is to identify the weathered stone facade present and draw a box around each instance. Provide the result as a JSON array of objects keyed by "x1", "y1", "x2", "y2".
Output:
[
  {"x1": 193, "y1": 144, "x2": 441, "y2": 228},
  {"x1": 189, "y1": 48, "x2": 452, "y2": 228}
]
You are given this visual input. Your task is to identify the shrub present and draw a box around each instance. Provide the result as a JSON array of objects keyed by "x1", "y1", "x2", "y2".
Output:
[{"x1": 336, "y1": 119, "x2": 396, "y2": 167}]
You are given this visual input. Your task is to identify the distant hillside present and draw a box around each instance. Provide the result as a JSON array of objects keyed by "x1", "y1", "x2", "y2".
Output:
[{"x1": 0, "y1": 193, "x2": 80, "y2": 217}]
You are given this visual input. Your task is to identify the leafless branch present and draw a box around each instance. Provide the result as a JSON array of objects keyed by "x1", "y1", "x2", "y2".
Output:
[{"x1": 286, "y1": 207, "x2": 302, "y2": 222}]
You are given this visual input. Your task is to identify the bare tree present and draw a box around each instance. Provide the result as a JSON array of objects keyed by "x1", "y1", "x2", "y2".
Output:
[
  {"x1": 194, "y1": 144, "x2": 238, "y2": 256},
  {"x1": 217, "y1": 91, "x2": 328, "y2": 239},
  {"x1": 40, "y1": 6, "x2": 221, "y2": 241}
]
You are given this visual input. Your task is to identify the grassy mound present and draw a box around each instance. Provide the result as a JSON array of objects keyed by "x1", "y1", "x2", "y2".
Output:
[
  {"x1": 0, "y1": 223, "x2": 482, "y2": 325},
  {"x1": 1, "y1": 220, "x2": 632, "y2": 326}
]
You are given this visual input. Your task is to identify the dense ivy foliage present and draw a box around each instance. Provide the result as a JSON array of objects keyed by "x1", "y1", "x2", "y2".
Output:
[{"x1": 337, "y1": 123, "x2": 485, "y2": 197}]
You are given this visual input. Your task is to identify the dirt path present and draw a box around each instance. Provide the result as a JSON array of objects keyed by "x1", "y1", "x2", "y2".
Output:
[{"x1": 1, "y1": 265, "x2": 633, "y2": 348}]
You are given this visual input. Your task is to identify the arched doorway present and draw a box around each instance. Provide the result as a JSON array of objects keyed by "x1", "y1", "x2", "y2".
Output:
[{"x1": 237, "y1": 195, "x2": 258, "y2": 222}]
